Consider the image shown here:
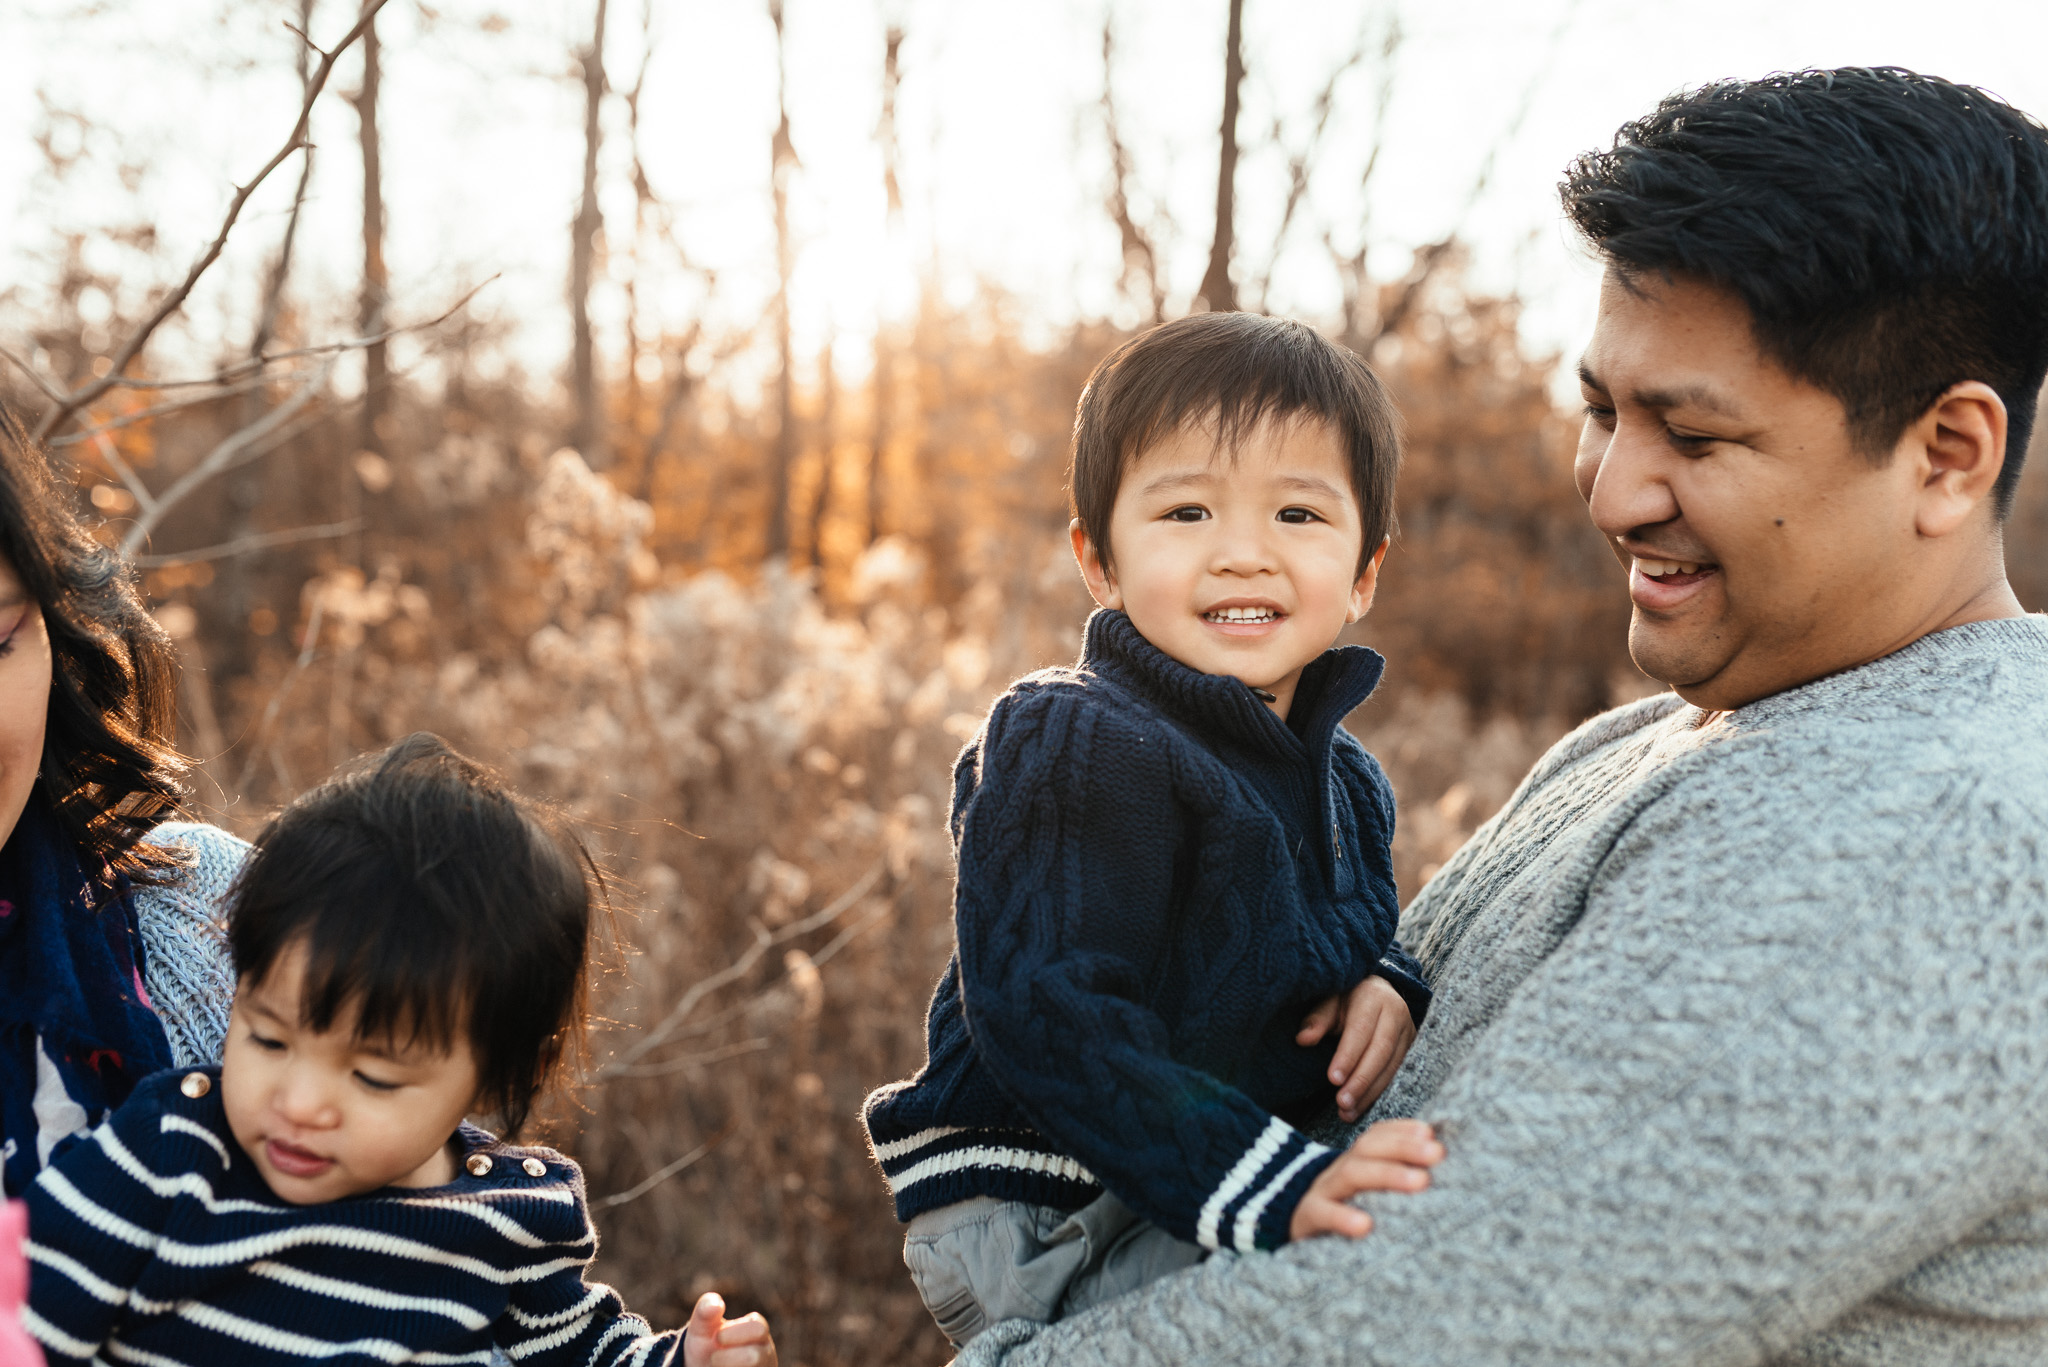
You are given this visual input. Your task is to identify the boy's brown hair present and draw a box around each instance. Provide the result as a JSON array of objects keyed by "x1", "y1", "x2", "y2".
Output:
[{"x1": 1069, "y1": 312, "x2": 1401, "y2": 575}]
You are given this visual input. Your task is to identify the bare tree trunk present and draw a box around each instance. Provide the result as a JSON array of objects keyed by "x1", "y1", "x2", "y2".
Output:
[
  {"x1": 1100, "y1": 19, "x2": 1165, "y2": 324},
  {"x1": 765, "y1": 0, "x2": 797, "y2": 559},
  {"x1": 1196, "y1": 0, "x2": 1245, "y2": 313},
  {"x1": 866, "y1": 24, "x2": 903, "y2": 548},
  {"x1": 803, "y1": 341, "x2": 835, "y2": 570},
  {"x1": 354, "y1": 7, "x2": 387, "y2": 459},
  {"x1": 219, "y1": 0, "x2": 318, "y2": 682},
  {"x1": 571, "y1": 0, "x2": 609, "y2": 467}
]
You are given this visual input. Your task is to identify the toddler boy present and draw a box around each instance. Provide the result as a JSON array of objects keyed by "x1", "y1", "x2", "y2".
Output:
[{"x1": 863, "y1": 313, "x2": 1441, "y2": 1347}]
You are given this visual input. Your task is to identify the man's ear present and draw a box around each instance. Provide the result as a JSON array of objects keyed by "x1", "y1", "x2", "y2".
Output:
[
  {"x1": 1070, "y1": 519, "x2": 1123, "y2": 610},
  {"x1": 1345, "y1": 537, "x2": 1392, "y2": 623},
  {"x1": 1910, "y1": 381, "x2": 2007, "y2": 538}
]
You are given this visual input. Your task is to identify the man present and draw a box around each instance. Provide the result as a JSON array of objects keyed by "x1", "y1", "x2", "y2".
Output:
[{"x1": 961, "y1": 68, "x2": 2048, "y2": 1366}]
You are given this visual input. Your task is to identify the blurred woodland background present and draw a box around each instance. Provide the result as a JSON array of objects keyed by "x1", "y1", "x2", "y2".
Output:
[{"x1": 5, "y1": 2, "x2": 2047, "y2": 1364}]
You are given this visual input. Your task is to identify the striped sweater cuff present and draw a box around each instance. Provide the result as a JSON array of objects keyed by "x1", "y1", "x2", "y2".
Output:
[
  {"x1": 1194, "y1": 1118, "x2": 1337, "y2": 1253},
  {"x1": 871, "y1": 1125, "x2": 1103, "y2": 1220}
]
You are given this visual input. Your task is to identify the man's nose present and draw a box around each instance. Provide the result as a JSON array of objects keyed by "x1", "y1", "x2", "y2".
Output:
[{"x1": 1583, "y1": 417, "x2": 1681, "y2": 542}]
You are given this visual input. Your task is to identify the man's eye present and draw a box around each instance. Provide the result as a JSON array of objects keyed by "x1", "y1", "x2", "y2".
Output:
[
  {"x1": 1667, "y1": 429, "x2": 1715, "y2": 454},
  {"x1": 1276, "y1": 507, "x2": 1320, "y2": 525},
  {"x1": 354, "y1": 1072, "x2": 402, "y2": 1093},
  {"x1": 1164, "y1": 506, "x2": 1208, "y2": 523},
  {"x1": 1582, "y1": 402, "x2": 1617, "y2": 428}
]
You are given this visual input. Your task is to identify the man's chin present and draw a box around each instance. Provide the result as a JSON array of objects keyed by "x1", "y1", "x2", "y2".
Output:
[{"x1": 1626, "y1": 622, "x2": 1727, "y2": 703}]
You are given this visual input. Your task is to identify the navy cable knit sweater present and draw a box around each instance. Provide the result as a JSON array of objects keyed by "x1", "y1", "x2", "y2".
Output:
[{"x1": 862, "y1": 610, "x2": 1428, "y2": 1253}]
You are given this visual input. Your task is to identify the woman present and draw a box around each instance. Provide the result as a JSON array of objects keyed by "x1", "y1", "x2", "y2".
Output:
[{"x1": 0, "y1": 400, "x2": 241, "y2": 1199}]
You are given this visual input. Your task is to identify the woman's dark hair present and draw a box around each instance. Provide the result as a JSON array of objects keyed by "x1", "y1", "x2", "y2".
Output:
[
  {"x1": 226, "y1": 733, "x2": 600, "y2": 1138},
  {"x1": 1070, "y1": 312, "x2": 1401, "y2": 576},
  {"x1": 1562, "y1": 67, "x2": 2048, "y2": 516},
  {"x1": 0, "y1": 401, "x2": 184, "y2": 878}
]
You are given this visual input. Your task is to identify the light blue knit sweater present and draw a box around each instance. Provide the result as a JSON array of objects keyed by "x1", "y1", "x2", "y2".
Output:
[
  {"x1": 132, "y1": 821, "x2": 246, "y2": 1066},
  {"x1": 962, "y1": 615, "x2": 2048, "y2": 1367}
]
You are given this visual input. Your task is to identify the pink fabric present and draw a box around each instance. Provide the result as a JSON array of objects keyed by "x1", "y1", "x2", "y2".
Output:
[{"x1": 0, "y1": 1201, "x2": 44, "y2": 1367}]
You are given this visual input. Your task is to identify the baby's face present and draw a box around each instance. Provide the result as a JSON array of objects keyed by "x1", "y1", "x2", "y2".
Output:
[
  {"x1": 221, "y1": 939, "x2": 481, "y2": 1204},
  {"x1": 1077, "y1": 413, "x2": 1383, "y2": 717}
]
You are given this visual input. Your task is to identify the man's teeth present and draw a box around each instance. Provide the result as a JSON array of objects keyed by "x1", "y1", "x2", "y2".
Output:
[
  {"x1": 1635, "y1": 558, "x2": 1707, "y2": 578},
  {"x1": 1206, "y1": 607, "x2": 1278, "y2": 623}
]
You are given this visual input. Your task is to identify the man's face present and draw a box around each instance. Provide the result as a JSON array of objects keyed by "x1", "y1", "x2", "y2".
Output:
[{"x1": 1575, "y1": 270, "x2": 1977, "y2": 710}]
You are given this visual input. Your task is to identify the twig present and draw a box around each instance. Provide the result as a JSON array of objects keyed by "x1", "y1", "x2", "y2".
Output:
[
  {"x1": 593, "y1": 1131, "x2": 729, "y2": 1210},
  {"x1": 51, "y1": 372, "x2": 279, "y2": 447},
  {"x1": 31, "y1": 0, "x2": 393, "y2": 442},
  {"x1": 132, "y1": 520, "x2": 363, "y2": 568},
  {"x1": 602, "y1": 1037, "x2": 770, "y2": 1080},
  {"x1": 231, "y1": 595, "x2": 324, "y2": 795},
  {"x1": 95, "y1": 275, "x2": 500, "y2": 392},
  {"x1": 91, "y1": 431, "x2": 160, "y2": 519},
  {"x1": 599, "y1": 859, "x2": 884, "y2": 1076},
  {"x1": 0, "y1": 345, "x2": 69, "y2": 406},
  {"x1": 119, "y1": 358, "x2": 335, "y2": 556}
]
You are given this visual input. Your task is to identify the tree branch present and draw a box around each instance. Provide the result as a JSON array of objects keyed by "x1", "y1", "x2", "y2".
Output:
[
  {"x1": 32, "y1": 0, "x2": 393, "y2": 443},
  {"x1": 131, "y1": 520, "x2": 363, "y2": 568}
]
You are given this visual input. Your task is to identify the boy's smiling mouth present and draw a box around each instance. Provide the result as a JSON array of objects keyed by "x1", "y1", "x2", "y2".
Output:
[{"x1": 1203, "y1": 601, "x2": 1285, "y2": 628}]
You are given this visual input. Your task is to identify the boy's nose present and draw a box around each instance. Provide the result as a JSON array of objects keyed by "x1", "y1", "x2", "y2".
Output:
[
  {"x1": 1208, "y1": 516, "x2": 1277, "y2": 574},
  {"x1": 272, "y1": 1071, "x2": 340, "y2": 1128}
]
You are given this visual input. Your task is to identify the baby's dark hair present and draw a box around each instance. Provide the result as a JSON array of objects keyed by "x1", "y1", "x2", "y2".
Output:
[
  {"x1": 1070, "y1": 312, "x2": 1401, "y2": 577},
  {"x1": 226, "y1": 732, "x2": 597, "y2": 1138}
]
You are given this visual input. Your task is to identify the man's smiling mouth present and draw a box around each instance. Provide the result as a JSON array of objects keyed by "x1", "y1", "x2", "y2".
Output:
[{"x1": 1634, "y1": 557, "x2": 1717, "y2": 583}]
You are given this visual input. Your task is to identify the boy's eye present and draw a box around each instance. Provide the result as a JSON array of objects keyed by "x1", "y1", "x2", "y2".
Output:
[
  {"x1": 1276, "y1": 507, "x2": 1321, "y2": 525},
  {"x1": 248, "y1": 1031, "x2": 285, "y2": 1052},
  {"x1": 353, "y1": 1071, "x2": 403, "y2": 1093},
  {"x1": 1163, "y1": 505, "x2": 1209, "y2": 523}
]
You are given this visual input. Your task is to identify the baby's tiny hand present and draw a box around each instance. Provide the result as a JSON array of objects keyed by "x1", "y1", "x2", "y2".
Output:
[
  {"x1": 1287, "y1": 1119, "x2": 1443, "y2": 1243},
  {"x1": 682, "y1": 1292, "x2": 778, "y2": 1367}
]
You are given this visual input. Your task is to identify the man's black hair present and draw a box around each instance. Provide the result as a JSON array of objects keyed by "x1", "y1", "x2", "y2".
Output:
[
  {"x1": 227, "y1": 733, "x2": 598, "y2": 1138},
  {"x1": 1070, "y1": 312, "x2": 1400, "y2": 575},
  {"x1": 1562, "y1": 67, "x2": 2048, "y2": 515}
]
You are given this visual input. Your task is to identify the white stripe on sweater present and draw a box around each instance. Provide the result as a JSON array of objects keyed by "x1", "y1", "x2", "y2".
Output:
[
  {"x1": 247, "y1": 1260, "x2": 493, "y2": 1329},
  {"x1": 159, "y1": 1115, "x2": 232, "y2": 1168},
  {"x1": 21, "y1": 1303, "x2": 99, "y2": 1359},
  {"x1": 389, "y1": 1191, "x2": 582, "y2": 1250},
  {"x1": 504, "y1": 1284, "x2": 606, "y2": 1331},
  {"x1": 40, "y1": 1166, "x2": 580, "y2": 1284},
  {"x1": 869, "y1": 1125, "x2": 971, "y2": 1164},
  {"x1": 883, "y1": 1143, "x2": 1098, "y2": 1196},
  {"x1": 502, "y1": 1309, "x2": 600, "y2": 1362},
  {"x1": 1229, "y1": 1140, "x2": 1331, "y2": 1253},
  {"x1": 174, "y1": 1301, "x2": 495, "y2": 1364},
  {"x1": 105, "y1": 1337, "x2": 198, "y2": 1367},
  {"x1": 1194, "y1": 1117, "x2": 1292, "y2": 1251},
  {"x1": 25, "y1": 1238, "x2": 132, "y2": 1305},
  {"x1": 96, "y1": 1126, "x2": 273, "y2": 1216}
]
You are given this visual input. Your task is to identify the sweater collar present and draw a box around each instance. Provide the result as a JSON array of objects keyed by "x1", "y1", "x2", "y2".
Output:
[{"x1": 1078, "y1": 609, "x2": 1384, "y2": 762}]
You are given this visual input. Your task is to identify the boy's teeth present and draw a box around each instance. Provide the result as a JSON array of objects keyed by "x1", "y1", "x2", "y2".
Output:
[{"x1": 1207, "y1": 607, "x2": 1277, "y2": 622}]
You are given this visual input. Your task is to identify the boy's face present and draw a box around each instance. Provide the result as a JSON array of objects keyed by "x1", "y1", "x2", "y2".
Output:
[
  {"x1": 1073, "y1": 413, "x2": 1385, "y2": 718},
  {"x1": 222, "y1": 939, "x2": 481, "y2": 1204}
]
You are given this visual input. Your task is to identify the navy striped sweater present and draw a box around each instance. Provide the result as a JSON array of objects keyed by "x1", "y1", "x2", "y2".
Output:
[
  {"x1": 23, "y1": 1067, "x2": 681, "y2": 1367},
  {"x1": 862, "y1": 610, "x2": 1429, "y2": 1254}
]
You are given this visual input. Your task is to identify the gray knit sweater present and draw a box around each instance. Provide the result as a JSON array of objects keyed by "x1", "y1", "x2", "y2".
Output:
[
  {"x1": 133, "y1": 821, "x2": 246, "y2": 1067},
  {"x1": 960, "y1": 615, "x2": 2048, "y2": 1367}
]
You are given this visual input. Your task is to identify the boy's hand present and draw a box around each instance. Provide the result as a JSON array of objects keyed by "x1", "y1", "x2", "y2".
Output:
[
  {"x1": 1296, "y1": 975, "x2": 1417, "y2": 1123},
  {"x1": 682, "y1": 1293, "x2": 778, "y2": 1367},
  {"x1": 1287, "y1": 1119, "x2": 1443, "y2": 1242}
]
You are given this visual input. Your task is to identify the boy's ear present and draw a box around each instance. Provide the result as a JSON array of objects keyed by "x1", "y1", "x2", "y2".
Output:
[
  {"x1": 1346, "y1": 538, "x2": 1391, "y2": 623},
  {"x1": 1070, "y1": 519, "x2": 1123, "y2": 611}
]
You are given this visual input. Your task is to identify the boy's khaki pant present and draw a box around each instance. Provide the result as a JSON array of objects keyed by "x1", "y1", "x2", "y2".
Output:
[{"x1": 903, "y1": 1191, "x2": 1208, "y2": 1347}]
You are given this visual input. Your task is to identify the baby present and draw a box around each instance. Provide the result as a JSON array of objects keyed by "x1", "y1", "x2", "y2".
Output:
[
  {"x1": 22, "y1": 734, "x2": 774, "y2": 1367},
  {"x1": 864, "y1": 313, "x2": 1443, "y2": 1346}
]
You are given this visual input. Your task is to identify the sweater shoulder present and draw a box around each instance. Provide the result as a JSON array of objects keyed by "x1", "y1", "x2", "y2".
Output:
[{"x1": 132, "y1": 823, "x2": 246, "y2": 1068}]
